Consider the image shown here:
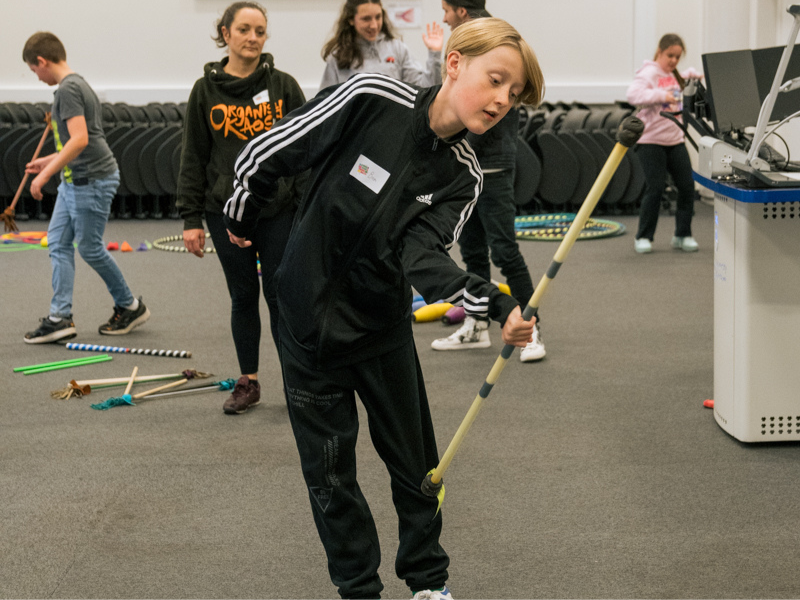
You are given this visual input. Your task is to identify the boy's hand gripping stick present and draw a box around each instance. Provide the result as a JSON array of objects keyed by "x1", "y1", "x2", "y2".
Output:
[{"x1": 421, "y1": 116, "x2": 644, "y2": 500}]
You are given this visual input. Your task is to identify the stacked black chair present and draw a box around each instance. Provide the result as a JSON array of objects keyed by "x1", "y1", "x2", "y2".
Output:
[
  {"x1": 527, "y1": 107, "x2": 579, "y2": 207},
  {"x1": 513, "y1": 135, "x2": 541, "y2": 208},
  {"x1": 1, "y1": 100, "x2": 187, "y2": 222}
]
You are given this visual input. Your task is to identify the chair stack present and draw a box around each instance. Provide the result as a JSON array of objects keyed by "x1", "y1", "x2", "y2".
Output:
[
  {"x1": 515, "y1": 101, "x2": 647, "y2": 215},
  {"x1": 3, "y1": 99, "x2": 653, "y2": 222},
  {"x1": 0, "y1": 101, "x2": 186, "y2": 221}
]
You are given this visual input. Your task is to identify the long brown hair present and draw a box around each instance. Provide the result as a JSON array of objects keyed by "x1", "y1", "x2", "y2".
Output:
[
  {"x1": 322, "y1": 0, "x2": 396, "y2": 70},
  {"x1": 655, "y1": 33, "x2": 686, "y2": 89}
]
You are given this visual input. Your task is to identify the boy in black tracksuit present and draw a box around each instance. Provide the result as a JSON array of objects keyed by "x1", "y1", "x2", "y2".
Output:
[{"x1": 225, "y1": 18, "x2": 544, "y2": 600}]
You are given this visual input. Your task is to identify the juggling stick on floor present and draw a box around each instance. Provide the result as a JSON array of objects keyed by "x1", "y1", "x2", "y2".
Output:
[
  {"x1": 90, "y1": 370, "x2": 212, "y2": 410},
  {"x1": 95, "y1": 366, "x2": 139, "y2": 407},
  {"x1": 1, "y1": 113, "x2": 52, "y2": 233},
  {"x1": 50, "y1": 372, "x2": 188, "y2": 399},
  {"x1": 65, "y1": 343, "x2": 192, "y2": 358},
  {"x1": 421, "y1": 116, "x2": 645, "y2": 503},
  {"x1": 140, "y1": 378, "x2": 236, "y2": 399}
]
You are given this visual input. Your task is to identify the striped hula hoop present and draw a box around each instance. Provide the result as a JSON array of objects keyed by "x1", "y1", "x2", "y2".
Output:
[{"x1": 152, "y1": 233, "x2": 216, "y2": 254}]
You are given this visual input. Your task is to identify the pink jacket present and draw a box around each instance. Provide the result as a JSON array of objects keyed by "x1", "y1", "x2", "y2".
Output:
[{"x1": 626, "y1": 61, "x2": 702, "y2": 146}]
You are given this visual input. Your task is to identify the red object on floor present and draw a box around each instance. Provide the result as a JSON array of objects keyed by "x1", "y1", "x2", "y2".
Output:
[
  {"x1": 703, "y1": 399, "x2": 714, "y2": 409},
  {"x1": 106, "y1": 242, "x2": 119, "y2": 251}
]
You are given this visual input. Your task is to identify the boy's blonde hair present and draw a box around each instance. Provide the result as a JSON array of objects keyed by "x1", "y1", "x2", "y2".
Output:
[{"x1": 442, "y1": 17, "x2": 544, "y2": 107}]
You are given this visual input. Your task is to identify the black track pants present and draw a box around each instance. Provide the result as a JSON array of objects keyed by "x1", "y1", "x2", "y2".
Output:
[{"x1": 279, "y1": 336, "x2": 449, "y2": 599}]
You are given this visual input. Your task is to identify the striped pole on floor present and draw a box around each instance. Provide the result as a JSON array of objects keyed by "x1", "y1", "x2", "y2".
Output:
[
  {"x1": 65, "y1": 343, "x2": 191, "y2": 358},
  {"x1": 421, "y1": 116, "x2": 644, "y2": 499}
]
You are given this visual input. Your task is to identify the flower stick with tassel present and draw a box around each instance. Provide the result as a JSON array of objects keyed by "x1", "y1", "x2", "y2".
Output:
[{"x1": 90, "y1": 370, "x2": 211, "y2": 410}]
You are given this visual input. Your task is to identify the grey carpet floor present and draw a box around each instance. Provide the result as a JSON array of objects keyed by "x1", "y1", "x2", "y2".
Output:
[{"x1": 2, "y1": 200, "x2": 799, "y2": 599}]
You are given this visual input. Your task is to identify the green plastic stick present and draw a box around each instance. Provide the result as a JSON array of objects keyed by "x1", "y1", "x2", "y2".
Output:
[
  {"x1": 22, "y1": 355, "x2": 113, "y2": 375},
  {"x1": 14, "y1": 354, "x2": 111, "y2": 372}
]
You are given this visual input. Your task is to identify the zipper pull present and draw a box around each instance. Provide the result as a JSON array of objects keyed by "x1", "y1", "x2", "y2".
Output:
[{"x1": 432, "y1": 138, "x2": 439, "y2": 151}]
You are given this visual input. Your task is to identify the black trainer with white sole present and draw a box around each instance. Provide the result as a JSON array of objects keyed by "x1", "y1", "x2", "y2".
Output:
[
  {"x1": 98, "y1": 297, "x2": 151, "y2": 335},
  {"x1": 24, "y1": 316, "x2": 77, "y2": 344}
]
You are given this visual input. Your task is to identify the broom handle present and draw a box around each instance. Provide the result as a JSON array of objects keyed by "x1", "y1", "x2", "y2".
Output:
[{"x1": 9, "y1": 118, "x2": 52, "y2": 212}]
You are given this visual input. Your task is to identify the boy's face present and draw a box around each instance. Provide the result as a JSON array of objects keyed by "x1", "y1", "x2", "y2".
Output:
[
  {"x1": 441, "y1": 1, "x2": 469, "y2": 30},
  {"x1": 28, "y1": 57, "x2": 57, "y2": 86},
  {"x1": 449, "y1": 45, "x2": 525, "y2": 135}
]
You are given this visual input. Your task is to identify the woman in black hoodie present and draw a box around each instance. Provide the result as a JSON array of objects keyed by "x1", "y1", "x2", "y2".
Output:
[{"x1": 177, "y1": 1, "x2": 306, "y2": 414}]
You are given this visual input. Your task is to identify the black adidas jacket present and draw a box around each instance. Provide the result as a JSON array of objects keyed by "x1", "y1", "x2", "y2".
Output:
[{"x1": 225, "y1": 74, "x2": 519, "y2": 368}]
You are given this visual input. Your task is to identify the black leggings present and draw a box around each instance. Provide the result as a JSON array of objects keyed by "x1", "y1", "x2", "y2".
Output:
[
  {"x1": 635, "y1": 142, "x2": 695, "y2": 241},
  {"x1": 206, "y1": 209, "x2": 294, "y2": 375}
]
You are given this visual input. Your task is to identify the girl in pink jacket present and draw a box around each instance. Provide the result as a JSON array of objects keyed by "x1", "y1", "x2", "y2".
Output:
[{"x1": 627, "y1": 33, "x2": 702, "y2": 254}]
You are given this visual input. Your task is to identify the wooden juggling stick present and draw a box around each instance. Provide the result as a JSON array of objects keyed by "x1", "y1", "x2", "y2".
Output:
[{"x1": 2, "y1": 113, "x2": 52, "y2": 233}]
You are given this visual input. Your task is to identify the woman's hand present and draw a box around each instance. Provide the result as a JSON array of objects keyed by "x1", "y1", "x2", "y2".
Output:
[
  {"x1": 422, "y1": 22, "x2": 444, "y2": 53},
  {"x1": 183, "y1": 228, "x2": 207, "y2": 258}
]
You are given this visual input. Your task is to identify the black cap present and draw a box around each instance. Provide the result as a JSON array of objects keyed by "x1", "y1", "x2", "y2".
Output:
[{"x1": 448, "y1": 0, "x2": 492, "y2": 18}]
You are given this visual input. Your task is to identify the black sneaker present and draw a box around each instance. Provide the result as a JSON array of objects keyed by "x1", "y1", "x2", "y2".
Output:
[
  {"x1": 98, "y1": 297, "x2": 151, "y2": 335},
  {"x1": 223, "y1": 376, "x2": 261, "y2": 414},
  {"x1": 24, "y1": 316, "x2": 77, "y2": 344}
]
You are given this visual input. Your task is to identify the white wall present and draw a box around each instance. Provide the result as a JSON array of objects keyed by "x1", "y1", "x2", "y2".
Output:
[{"x1": 0, "y1": 0, "x2": 795, "y2": 106}]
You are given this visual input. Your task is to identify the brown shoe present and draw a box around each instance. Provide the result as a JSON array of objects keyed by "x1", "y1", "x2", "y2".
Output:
[{"x1": 223, "y1": 376, "x2": 261, "y2": 414}]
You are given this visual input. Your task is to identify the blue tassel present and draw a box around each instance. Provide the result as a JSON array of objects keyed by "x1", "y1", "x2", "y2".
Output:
[
  {"x1": 215, "y1": 378, "x2": 236, "y2": 391},
  {"x1": 90, "y1": 394, "x2": 135, "y2": 410}
]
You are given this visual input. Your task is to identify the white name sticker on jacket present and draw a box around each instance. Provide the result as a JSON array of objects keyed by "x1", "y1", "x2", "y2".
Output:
[
  {"x1": 349, "y1": 155, "x2": 390, "y2": 194},
  {"x1": 253, "y1": 89, "x2": 270, "y2": 104}
]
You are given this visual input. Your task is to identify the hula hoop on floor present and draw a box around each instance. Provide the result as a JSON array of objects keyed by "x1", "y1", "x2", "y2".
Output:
[
  {"x1": 152, "y1": 233, "x2": 216, "y2": 254},
  {"x1": 0, "y1": 231, "x2": 47, "y2": 252},
  {"x1": 515, "y1": 214, "x2": 626, "y2": 241}
]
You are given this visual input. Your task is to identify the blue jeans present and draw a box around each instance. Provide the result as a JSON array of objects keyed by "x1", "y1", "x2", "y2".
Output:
[{"x1": 47, "y1": 171, "x2": 133, "y2": 318}]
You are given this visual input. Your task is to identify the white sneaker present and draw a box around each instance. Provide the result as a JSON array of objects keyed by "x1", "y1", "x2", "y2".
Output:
[
  {"x1": 413, "y1": 586, "x2": 453, "y2": 600},
  {"x1": 431, "y1": 316, "x2": 490, "y2": 350},
  {"x1": 634, "y1": 238, "x2": 652, "y2": 253},
  {"x1": 520, "y1": 324, "x2": 546, "y2": 362},
  {"x1": 671, "y1": 236, "x2": 699, "y2": 252}
]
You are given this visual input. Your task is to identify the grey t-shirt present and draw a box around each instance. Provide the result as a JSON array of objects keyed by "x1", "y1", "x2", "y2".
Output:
[{"x1": 52, "y1": 73, "x2": 117, "y2": 182}]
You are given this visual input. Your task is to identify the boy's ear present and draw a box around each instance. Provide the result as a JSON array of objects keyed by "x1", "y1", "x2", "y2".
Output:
[{"x1": 445, "y1": 50, "x2": 463, "y2": 80}]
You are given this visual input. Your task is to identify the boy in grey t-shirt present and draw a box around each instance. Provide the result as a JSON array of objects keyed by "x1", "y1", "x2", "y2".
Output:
[{"x1": 22, "y1": 31, "x2": 151, "y2": 343}]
